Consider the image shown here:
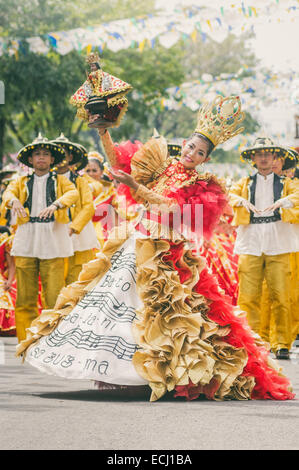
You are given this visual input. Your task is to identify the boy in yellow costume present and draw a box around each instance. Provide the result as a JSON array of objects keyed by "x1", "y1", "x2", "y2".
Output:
[
  {"x1": 229, "y1": 137, "x2": 299, "y2": 359},
  {"x1": 2, "y1": 134, "x2": 79, "y2": 342},
  {"x1": 260, "y1": 149, "x2": 299, "y2": 350},
  {"x1": 52, "y1": 134, "x2": 100, "y2": 285}
]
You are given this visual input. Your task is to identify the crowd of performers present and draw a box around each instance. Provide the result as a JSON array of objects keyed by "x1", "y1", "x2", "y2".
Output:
[{"x1": 0, "y1": 94, "x2": 299, "y2": 403}]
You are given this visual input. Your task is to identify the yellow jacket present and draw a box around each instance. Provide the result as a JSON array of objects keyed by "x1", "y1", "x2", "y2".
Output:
[
  {"x1": 69, "y1": 174, "x2": 95, "y2": 234},
  {"x1": 2, "y1": 173, "x2": 79, "y2": 226},
  {"x1": 82, "y1": 174, "x2": 103, "y2": 199},
  {"x1": 0, "y1": 200, "x2": 8, "y2": 226},
  {"x1": 229, "y1": 174, "x2": 299, "y2": 226}
]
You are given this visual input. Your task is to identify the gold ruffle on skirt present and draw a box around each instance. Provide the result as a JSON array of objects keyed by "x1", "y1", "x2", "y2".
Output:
[{"x1": 132, "y1": 238, "x2": 255, "y2": 401}]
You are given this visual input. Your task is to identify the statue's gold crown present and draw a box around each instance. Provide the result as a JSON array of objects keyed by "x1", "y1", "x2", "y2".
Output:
[
  {"x1": 86, "y1": 52, "x2": 101, "y2": 64},
  {"x1": 195, "y1": 95, "x2": 245, "y2": 147}
]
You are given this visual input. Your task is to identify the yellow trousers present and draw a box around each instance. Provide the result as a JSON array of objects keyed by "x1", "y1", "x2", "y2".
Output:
[
  {"x1": 15, "y1": 256, "x2": 65, "y2": 343},
  {"x1": 259, "y1": 279, "x2": 272, "y2": 344},
  {"x1": 238, "y1": 253, "x2": 292, "y2": 351},
  {"x1": 260, "y1": 252, "x2": 299, "y2": 349},
  {"x1": 65, "y1": 249, "x2": 95, "y2": 286},
  {"x1": 290, "y1": 252, "x2": 299, "y2": 340}
]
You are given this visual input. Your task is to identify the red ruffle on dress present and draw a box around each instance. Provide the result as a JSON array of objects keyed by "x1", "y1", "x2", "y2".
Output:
[
  {"x1": 92, "y1": 140, "x2": 142, "y2": 241},
  {"x1": 168, "y1": 178, "x2": 228, "y2": 240},
  {"x1": 174, "y1": 264, "x2": 294, "y2": 401},
  {"x1": 201, "y1": 216, "x2": 239, "y2": 305},
  {"x1": 113, "y1": 140, "x2": 142, "y2": 209},
  {"x1": 0, "y1": 237, "x2": 16, "y2": 336}
]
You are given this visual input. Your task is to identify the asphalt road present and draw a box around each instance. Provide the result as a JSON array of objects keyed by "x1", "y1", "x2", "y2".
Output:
[{"x1": 1, "y1": 336, "x2": 299, "y2": 450}]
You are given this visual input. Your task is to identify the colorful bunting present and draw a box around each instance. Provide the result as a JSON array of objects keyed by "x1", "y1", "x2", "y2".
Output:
[{"x1": 0, "y1": 1, "x2": 298, "y2": 58}]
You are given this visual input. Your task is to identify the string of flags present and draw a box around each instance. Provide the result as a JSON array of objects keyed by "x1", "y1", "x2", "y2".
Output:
[
  {"x1": 157, "y1": 69, "x2": 299, "y2": 112},
  {"x1": 1, "y1": 0, "x2": 298, "y2": 58}
]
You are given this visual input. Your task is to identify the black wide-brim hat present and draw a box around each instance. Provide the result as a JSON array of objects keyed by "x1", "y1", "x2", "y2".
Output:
[
  {"x1": 69, "y1": 144, "x2": 89, "y2": 172},
  {"x1": 18, "y1": 133, "x2": 65, "y2": 168},
  {"x1": 282, "y1": 148, "x2": 298, "y2": 170},
  {"x1": 51, "y1": 133, "x2": 88, "y2": 166},
  {"x1": 152, "y1": 130, "x2": 182, "y2": 158},
  {"x1": 168, "y1": 142, "x2": 182, "y2": 158},
  {"x1": 241, "y1": 137, "x2": 288, "y2": 163},
  {"x1": 0, "y1": 165, "x2": 18, "y2": 181}
]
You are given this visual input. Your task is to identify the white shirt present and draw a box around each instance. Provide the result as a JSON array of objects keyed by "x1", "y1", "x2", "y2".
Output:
[
  {"x1": 234, "y1": 172, "x2": 299, "y2": 256},
  {"x1": 11, "y1": 173, "x2": 74, "y2": 259},
  {"x1": 64, "y1": 171, "x2": 100, "y2": 252}
]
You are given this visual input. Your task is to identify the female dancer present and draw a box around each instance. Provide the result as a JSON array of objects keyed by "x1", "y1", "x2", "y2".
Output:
[
  {"x1": 16, "y1": 96, "x2": 293, "y2": 402},
  {"x1": 0, "y1": 227, "x2": 16, "y2": 336}
]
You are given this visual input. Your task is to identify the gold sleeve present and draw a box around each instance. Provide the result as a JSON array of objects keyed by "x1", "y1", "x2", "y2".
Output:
[
  {"x1": 99, "y1": 130, "x2": 118, "y2": 168},
  {"x1": 130, "y1": 136, "x2": 169, "y2": 186},
  {"x1": 56, "y1": 176, "x2": 79, "y2": 208},
  {"x1": 2, "y1": 178, "x2": 20, "y2": 208},
  {"x1": 285, "y1": 177, "x2": 299, "y2": 207},
  {"x1": 69, "y1": 177, "x2": 95, "y2": 234},
  {"x1": 229, "y1": 177, "x2": 248, "y2": 207},
  {"x1": 134, "y1": 184, "x2": 176, "y2": 209},
  {"x1": 82, "y1": 174, "x2": 103, "y2": 198}
]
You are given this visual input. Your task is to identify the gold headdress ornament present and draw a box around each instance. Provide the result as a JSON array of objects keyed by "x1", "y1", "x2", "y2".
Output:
[
  {"x1": 88, "y1": 151, "x2": 104, "y2": 164},
  {"x1": 86, "y1": 52, "x2": 101, "y2": 65},
  {"x1": 195, "y1": 95, "x2": 245, "y2": 147}
]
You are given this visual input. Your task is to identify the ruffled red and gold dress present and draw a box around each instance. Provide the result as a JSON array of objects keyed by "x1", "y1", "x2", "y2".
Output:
[
  {"x1": 16, "y1": 136, "x2": 294, "y2": 402},
  {"x1": 201, "y1": 211, "x2": 239, "y2": 306}
]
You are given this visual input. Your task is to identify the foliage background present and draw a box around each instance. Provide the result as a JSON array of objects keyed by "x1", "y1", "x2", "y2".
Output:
[{"x1": 0, "y1": 0, "x2": 259, "y2": 165}]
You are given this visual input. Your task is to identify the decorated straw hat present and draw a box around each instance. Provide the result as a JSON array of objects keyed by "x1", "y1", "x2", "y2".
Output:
[
  {"x1": 18, "y1": 133, "x2": 65, "y2": 168},
  {"x1": 282, "y1": 147, "x2": 298, "y2": 170},
  {"x1": 240, "y1": 137, "x2": 288, "y2": 163},
  {"x1": 167, "y1": 142, "x2": 182, "y2": 158},
  {"x1": 0, "y1": 164, "x2": 18, "y2": 181},
  {"x1": 69, "y1": 144, "x2": 89, "y2": 172},
  {"x1": 51, "y1": 133, "x2": 88, "y2": 166},
  {"x1": 1, "y1": 176, "x2": 17, "y2": 188},
  {"x1": 152, "y1": 131, "x2": 182, "y2": 158},
  {"x1": 101, "y1": 162, "x2": 114, "y2": 182}
]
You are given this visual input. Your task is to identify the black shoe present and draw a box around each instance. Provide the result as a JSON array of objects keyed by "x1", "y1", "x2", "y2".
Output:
[{"x1": 275, "y1": 349, "x2": 290, "y2": 360}]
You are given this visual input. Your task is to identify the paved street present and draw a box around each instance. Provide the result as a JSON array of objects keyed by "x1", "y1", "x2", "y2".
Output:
[{"x1": 1, "y1": 336, "x2": 299, "y2": 450}]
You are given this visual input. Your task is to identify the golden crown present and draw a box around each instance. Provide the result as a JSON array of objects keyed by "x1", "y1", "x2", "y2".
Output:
[
  {"x1": 195, "y1": 95, "x2": 245, "y2": 147},
  {"x1": 86, "y1": 52, "x2": 101, "y2": 64}
]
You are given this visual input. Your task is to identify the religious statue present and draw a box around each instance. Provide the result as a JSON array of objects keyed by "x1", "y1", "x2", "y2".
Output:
[{"x1": 70, "y1": 52, "x2": 132, "y2": 129}]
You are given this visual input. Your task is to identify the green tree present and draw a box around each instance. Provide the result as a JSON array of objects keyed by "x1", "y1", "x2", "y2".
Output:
[
  {"x1": 0, "y1": 0, "x2": 260, "y2": 166},
  {"x1": 0, "y1": 0, "x2": 164, "y2": 161},
  {"x1": 0, "y1": 0, "x2": 156, "y2": 37}
]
